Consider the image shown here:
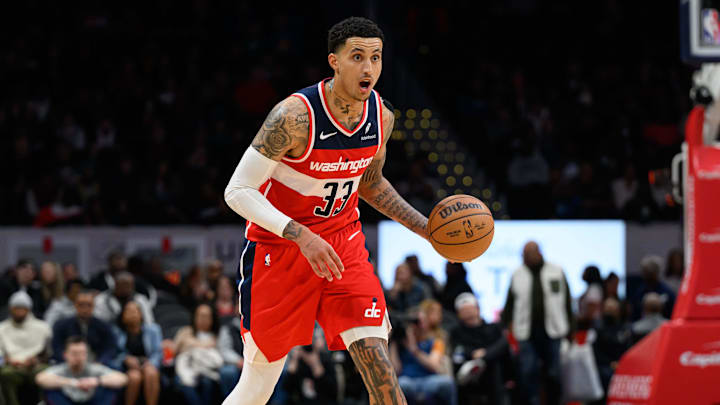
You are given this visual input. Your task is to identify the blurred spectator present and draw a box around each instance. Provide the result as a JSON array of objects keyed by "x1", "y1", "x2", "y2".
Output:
[
  {"x1": 0, "y1": 291, "x2": 52, "y2": 405},
  {"x1": 217, "y1": 317, "x2": 244, "y2": 398},
  {"x1": 39, "y1": 261, "x2": 65, "y2": 315},
  {"x1": 405, "y1": 255, "x2": 441, "y2": 299},
  {"x1": 179, "y1": 265, "x2": 212, "y2": 310},
  {"x1": 387, "y1": 263, "x2": 430, "y2": 315},
  {"x1": 450, "y1": 293, "x2": 509, "y2": 405},
  {"x1": 36, "y1": 336, "x2": 128, "y2": 405},
  {"x1": 52, "y1": 290, "x2": 116, "y2": 366},
  {"x1": 603, "y1": 272, "x2": 621, "y2": 301},
  {"x1": 112, "y1": 301, "x2": 162, "y2": 405},
  {"x1": 663, "y1": 248, "x2": 684, "y2": 294},
  {"x1": 390, "y1": 299, "x2": 457, "y2": 405},
  {"x1": 631, "y1": 292, "x2": 667, "y2": 343},
  {"x1": 61, "y1": 263, "x2": 82, "y2": 285},
  {"x1": 215, "y1": 275, "x2": 238, "y2": 321},
  {"x1": 89, "y1": 252, "x2": 156, "y2": 305},
  {"x1": 593, "y1": 298, "x2": 632, "y2": 397},
  {"x1": 578, "y1": 265, "x2": 604, "y2": 328},
  {"x1": 630, "y1": 255, "x2": 675, "y2": 320},
  {"x1": 283, "y1": 328, "x2": 338, "y2": 405},
  {"x1": 506, "y1": 122, "x2": 552, "y2": 218},
  {"x1": 440, "y1": 262, "x2": 474, "y2": 313},
  {"x1": 0, "y1": 259, "x2": 44, "y2": 317},
  {"x1": 45, "y1": 280, "x2": 86, "y2": 327},
  {"x1": 502, "y1": 241, "x2": 573, "y2": 405},
  {"x1": 205, "y1": 259, "x2": 224, "y2": 299},
  {"x1": 611, "y1": 163, "x2": 639, "y2": 217},
  {"x1": 94, "y1": 272, "x2": 155, "y2": 325},
  {"x1": 173, "y1": 303, "x2": 222, "y2": 405}
]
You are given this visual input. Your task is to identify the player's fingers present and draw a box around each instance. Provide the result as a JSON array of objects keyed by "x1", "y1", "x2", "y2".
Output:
[
  {"x1": 325, "y1": 256, "x2": 342, "y2": 281},
  {"x1": 308, "y1": 261, "x2": 325, "y2": 280},
  {"x1": 315, "y1": 258, "x2": 333, "y2": 281},
  {"x1": 328, "y1": 249, "x2": 344, "y2": 273}
]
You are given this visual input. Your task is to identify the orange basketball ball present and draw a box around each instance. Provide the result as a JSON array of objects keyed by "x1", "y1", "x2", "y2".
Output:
[{"x1": 427, "y1": 195, "x2": 494, "y2": 262}]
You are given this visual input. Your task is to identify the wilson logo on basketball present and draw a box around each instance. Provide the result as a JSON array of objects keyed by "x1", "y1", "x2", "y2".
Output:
[{"x1": 438, "y1": 201, "x2": 485, "y2": 219}]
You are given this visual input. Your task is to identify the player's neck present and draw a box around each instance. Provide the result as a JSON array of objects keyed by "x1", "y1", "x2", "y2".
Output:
[{"x1": 325, "y1": 78, "x2": 364, "y2": 129}]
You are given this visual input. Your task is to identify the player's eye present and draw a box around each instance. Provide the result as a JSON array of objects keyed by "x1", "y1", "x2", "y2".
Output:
[
  {"x1": 372, "y1": 55, "x2": 380, "y2": 61},
  {"x1": 353, "y1": 54, "x2": 361, "y2": 61}
]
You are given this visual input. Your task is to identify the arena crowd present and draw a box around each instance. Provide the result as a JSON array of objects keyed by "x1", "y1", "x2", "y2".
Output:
[{"x1": 0, "y1": 244, "x2": 683, "y2": 405}]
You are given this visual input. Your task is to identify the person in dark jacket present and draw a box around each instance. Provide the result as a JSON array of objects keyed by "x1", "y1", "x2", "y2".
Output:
[
  {"x1": 217, "y1": 317, "x2": 244, "y2": 398},
  {"x1": 0, "y1": 259, "x2": 46, "y2": 318},
  {"x1": 593, "y1": 298, "x2": 632, "y2": 398},
  {"x1": 283, "y1": 329, "x2": 338, "y2": 405},
  {"x1": 52, "y1": 291, "x2": 116, "y2": 367},
  {"x1": 450, "y1": 293, "x2": 509, "y2": 405},
  {"x1": 440, "y1": 262, "x2": 473, "y2": 313}
]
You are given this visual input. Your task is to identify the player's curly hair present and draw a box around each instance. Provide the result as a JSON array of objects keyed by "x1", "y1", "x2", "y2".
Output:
[{"x1": 328, "y1": 17, "x2": 384, "y2": 54}]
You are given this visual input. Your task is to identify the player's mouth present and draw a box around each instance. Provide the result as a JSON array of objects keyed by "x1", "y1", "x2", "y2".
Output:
[{"x1": 359, "y1": 79, "x2": 372, "y2": 93}]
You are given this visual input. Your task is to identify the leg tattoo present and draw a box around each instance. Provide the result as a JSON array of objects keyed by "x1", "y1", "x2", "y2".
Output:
[{"x1": 348, "y1": 338, "x2": 407, "y2": 405}]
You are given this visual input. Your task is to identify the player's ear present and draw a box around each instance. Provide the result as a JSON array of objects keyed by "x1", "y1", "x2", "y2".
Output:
[{"x1": 328, "y1": 53, "x2": 338, "y2": 72}]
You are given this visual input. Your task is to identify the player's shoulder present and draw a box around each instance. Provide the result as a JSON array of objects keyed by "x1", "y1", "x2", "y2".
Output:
[
  {"x1": 380, "y1": 97, "x2": 395, "y2": 134},
  {"x1": 271, "y1": 95, "x2": 308, "y2": 118}
]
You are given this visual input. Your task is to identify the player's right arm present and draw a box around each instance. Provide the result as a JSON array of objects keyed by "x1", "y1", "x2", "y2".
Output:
[{"x1": 224, "y1": 97, "x2": 344, "y2": 281}]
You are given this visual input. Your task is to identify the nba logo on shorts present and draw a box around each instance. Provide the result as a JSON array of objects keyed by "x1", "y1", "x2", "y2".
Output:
[
  {"x1": 265, "y1": 253, "x2": 271, "y2": 266},
  {"x1": 364, "y1": 297, "x2": 381, "y2": 318},
  {"x1": 702, "y1": 9, "x2": 720, "y2": 45}
]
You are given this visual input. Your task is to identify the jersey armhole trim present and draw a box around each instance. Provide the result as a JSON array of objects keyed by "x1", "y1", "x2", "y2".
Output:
[
  {"x1": 375, "y1": 90, "x2": 384, "y2": 155},
  {"x1": 282, "y1": 94, "x2": 315, "y2": 163}
]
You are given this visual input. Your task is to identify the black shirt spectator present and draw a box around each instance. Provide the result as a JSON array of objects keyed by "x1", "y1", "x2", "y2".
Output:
[
  {"x1": 593, "y1": 298, "x2": 632, "y2": 395},
  {"x1": 440, "y1": 262, "x2": 473, "y2": 313},
  {"x1": 0, "y1": 259, "x2": 46, "y2": 318},
  {"x1": 283, "y1": 333, "x2": 338, "y2": 405},
  {"x1": 450, "y1": 293, "x2": 509, "y2": 405}
]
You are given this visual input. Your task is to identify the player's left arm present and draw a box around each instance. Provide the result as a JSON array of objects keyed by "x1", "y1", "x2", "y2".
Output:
[{"x1": 357, "y1": 102, "x2": 429, "y2": 240}]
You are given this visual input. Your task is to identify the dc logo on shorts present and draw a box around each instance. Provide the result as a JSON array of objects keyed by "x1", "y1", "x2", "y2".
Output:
[
  {"x1": 265, "y1": 253, "x2": 271, "y2": 267},
  {"x1": 364, "y1": 297, "x2": 381, "y2": 318}
]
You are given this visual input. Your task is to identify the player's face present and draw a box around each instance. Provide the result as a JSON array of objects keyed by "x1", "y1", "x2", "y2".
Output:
[{"x1": 332, "y1": 37, "x2": 383, "y2": 101}]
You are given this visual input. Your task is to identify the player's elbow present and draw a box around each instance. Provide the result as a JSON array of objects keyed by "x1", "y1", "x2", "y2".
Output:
[{"x1": 224, "y1": 184, "x2": 251, "y2": 213}]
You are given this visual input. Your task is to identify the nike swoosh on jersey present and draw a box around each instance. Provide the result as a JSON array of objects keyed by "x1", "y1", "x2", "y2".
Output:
[{"x1": 319, "y1": 131, "x2": 337, "y2": 140}]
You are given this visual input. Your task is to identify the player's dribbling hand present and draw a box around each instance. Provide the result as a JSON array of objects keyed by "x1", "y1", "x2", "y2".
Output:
[{"x1": 297, "y1": 232, "x2": 344, "y2": 281}]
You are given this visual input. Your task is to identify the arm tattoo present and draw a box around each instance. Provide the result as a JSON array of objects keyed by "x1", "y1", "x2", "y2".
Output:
[
  {"x1": 251, "y1": 98, "x2": 309, "y2": 160},
  {"x1": 348, "y1": 338, "x2": 407, "y2": 405},
  {"x1": 359, "y1": 105, "x2": 428, "y2": 236},
  {"x1": 282, "y1": 220, "x2": 302, "y2": 241},
  {"x1": 365, "y1": 180, "x2": 428, "y2": 234}
]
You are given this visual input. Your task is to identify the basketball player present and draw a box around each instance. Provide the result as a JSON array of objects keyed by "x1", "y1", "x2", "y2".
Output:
[{"x1": 223, "y1": 17, "x2": 428, "y2": 405}]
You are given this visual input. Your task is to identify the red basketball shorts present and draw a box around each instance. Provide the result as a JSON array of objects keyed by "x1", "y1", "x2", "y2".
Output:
[{"x1": 237, "y1": 221, "x2": 387, "y2": 362}]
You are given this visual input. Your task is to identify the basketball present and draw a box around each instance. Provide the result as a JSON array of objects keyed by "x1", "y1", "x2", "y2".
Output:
[{"x1": 427, "y1": 195, "x2": 494, "y2": 262}]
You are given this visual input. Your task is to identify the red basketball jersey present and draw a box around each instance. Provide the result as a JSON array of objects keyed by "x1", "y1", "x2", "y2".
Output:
[{"x1": 246, "y1": 79, "x2": 384, "y2": 243}]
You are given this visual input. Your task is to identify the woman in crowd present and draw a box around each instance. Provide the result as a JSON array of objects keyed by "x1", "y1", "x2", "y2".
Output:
[
  {"x1": 664, "y1": 248, "x2": 684, "y2": 294},
  {"x1": 39, "y1": 261, "x2": 64, "y2": 315},
  {"x1": 113, "y1": 300, "x2": 162, "y2": 405},
  {"x1": 214, "y1": 275, "x2": 237, "y2": 321},
  {"x1": 173, "y1": 303, "x2": 222, "y2": 405},
  {"x1": 390, "y1": 298, "x2": 457, "y2": 405},
  {"x1": 179, "y1": 265, "x2": 211, "y2": 309},
  {"x1": 43, "y1": 279, "x2": 84, "y2": 327}
]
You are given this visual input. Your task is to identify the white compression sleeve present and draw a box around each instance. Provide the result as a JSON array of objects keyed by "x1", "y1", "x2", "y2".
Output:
[{"x1": 224, "y1": 147, "x2": 293, "y2": 237}]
